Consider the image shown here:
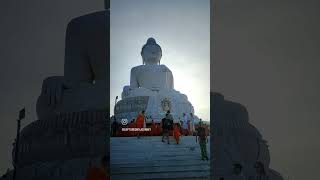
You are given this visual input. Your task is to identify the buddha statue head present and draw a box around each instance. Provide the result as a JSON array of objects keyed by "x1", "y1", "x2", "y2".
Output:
[{"x1": 141, "y1": 38, "x2": 162, "y2": 65}]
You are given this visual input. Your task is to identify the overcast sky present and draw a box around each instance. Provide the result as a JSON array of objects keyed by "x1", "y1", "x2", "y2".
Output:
[{"x1": 110, "y1": 0, "x2": 210, "y2": 122}]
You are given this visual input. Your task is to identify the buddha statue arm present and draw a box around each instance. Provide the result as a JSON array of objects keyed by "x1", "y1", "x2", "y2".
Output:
[
  {"x1": 130, "y1": 67, "x2": 139, "y2": 88},
  {"x1": 38, "y1": 76, "x2": 65, "y2": 106},
  {"x1": 168, "y1": 70, "x2": 174, "y2": 89},
  {"x1": 36, "y1": 76, "x2": 65, "y2": 119},
  {"x1": 161, "y1": 65, "x2": 174, "y2": 89},
  {"x1": 64, "y1": 17, "x2": 94, "y2": 89}
]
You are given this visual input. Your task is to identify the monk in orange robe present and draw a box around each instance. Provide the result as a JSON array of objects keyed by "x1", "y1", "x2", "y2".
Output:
[
  {"x1": 173, "y1": 124, "x2": 181, "y2": 144},
  {"x1": 85, "y1": 167, "x2": 108, "y2": 180},
  {"x1": 115, "y1": 128, "x2": 120, "y2": 137},
  {"x1": 154, "y1": 124, "x2": 160, "y2": 136},
  {"x1": 118, "y1": 124, "x2": 124, "y2": 137},
  {"x1": 150, "y1": 120, "x2": 156, "y2": 136},
  {"x1": 135, "y1": 110, "x2": 145, "y2": 138},
  {"x1": 85, "y1": 156, "x2": 109, "y2": 180}
]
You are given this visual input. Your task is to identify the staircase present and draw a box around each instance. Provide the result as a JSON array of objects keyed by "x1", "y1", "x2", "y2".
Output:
[{"x1": 111, "y1": 136, "x2": 210, "y2": 180}]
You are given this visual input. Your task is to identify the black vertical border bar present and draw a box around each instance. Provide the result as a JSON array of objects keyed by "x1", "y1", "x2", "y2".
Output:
[
  {"x1": 210, "y1": 0, "x2": 214, "y2": 179},
  {"x1": 105, "y1": 0, "x2": 111, "y2": 176}
]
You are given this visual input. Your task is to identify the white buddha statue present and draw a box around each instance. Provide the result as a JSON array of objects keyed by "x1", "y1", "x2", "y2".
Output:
[
  {"x1": 122, "y1": 38, "x2": 173, "y2": 98},
  {"x1": 115, "y1": 38, "x2": 198, "y2": 122}
]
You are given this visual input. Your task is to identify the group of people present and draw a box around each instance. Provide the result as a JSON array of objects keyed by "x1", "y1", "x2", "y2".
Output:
[
  {"x1": 160, "y1": 110, "x2": 209, "y2": 161},
  {"x1": 181, "y1": 112, "x2": 196, "y2": 136},
  {"x1": 111, "y1": 111, "x2": 209, "y2": 138},
  {"x1": 111, "y1": 111, "x2": 163, "y2": 137},
  {"x1": 111, "y1": 110, "x2": 209, "y2": 160}
]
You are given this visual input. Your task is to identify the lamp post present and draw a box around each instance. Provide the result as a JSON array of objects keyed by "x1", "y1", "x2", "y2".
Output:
[
  {"x1": 12, "y1": 108, "x2": 25, "y2": 180},
  {"x1": 114, "y1": 96, "x2": 118, "y2": 115}
]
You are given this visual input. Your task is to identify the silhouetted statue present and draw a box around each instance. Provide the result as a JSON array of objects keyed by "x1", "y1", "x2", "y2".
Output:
[
  {"x1": 2, "y1": 10, "x2": 110, "y2": 180},
  {"x1": 36, "y1": 11, "x2": 108, "y2": 120},
  {"x1": 211, "y1": 92, "x2": 283, "y2": 180}
]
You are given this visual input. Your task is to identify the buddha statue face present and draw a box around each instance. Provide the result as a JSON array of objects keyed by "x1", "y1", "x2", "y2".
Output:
[{"x1": 141, "y1": 38, "x2": 162, "y2": 65}]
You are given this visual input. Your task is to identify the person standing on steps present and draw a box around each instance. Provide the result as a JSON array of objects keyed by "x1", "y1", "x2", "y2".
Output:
[
  {"x1": 150, "y1": 119, "x2": 156, "y2": 136},
  {"x1": 161, "y1": 115, "x2": 169, "y2": 143},
  {"x1": 161, "y1": 110, "x2": 173, "y2": 144},
  {"x1": 173, "y1": 123, "x2": 181, "y2": 144},
  {"x1": 196, "y1": 120, "x2": 209, "y2": 160},
  {"x1": 166, "y1": 111, "x2": 174, "y2": 138},
  {"x1": 85, "y1": 156, "x2": 109, "y2": 180},
  {"x1": 182, "y1": 113, "x2": 189, "y2": 136},
  {"x1": 136, "y1": 110, "x2": 145, "y2": 138}
]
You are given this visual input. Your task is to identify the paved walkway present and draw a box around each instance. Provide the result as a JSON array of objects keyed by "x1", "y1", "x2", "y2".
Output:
[{"x1": 110, "y1": 136, "x2": 210, "y2": 180}]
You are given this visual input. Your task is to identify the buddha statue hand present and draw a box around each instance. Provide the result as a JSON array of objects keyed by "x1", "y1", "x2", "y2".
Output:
[
  {"x1": 40, "y1": 76, "x2": 66, "y2": 106},
  {"x1": 36, "y1": 76, "x2": 66, "y2": 120},
  {"x1": 122, "y1": 86, "x2": 132, "y2": 98}
]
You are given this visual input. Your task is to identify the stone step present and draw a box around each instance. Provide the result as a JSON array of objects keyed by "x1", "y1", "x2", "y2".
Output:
[
  {"x1": 111, "y1": 146, "x2": 202, "y2": 151},
  {"x1": 112, "y1": 151, "x2": 202, "y2": 155},
  {"x1": 110, "y1": 136, "x2": 210, "y2": 179},
  {"x1": 111, "y1": 159, "x2": 209, "y2": 168},
  {"x1": 111, "y1": 170, "x2": 210, "y2": 180},
  {"x1": 111, "y1": 156, "x2": 207, "y2": 163},
  {"x1": 112, "y1": 164, "x2": 210, "y2": 174}
]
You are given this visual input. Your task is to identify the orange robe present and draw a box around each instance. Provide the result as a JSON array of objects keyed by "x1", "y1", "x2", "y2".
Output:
[
  {"x1": 115, "y1": 129, "x2": 120, "y2": 137},
  {"x1": 150, "y1": 122, "x2": 156, "y2": 136},
  {"x1": 155, "y1": 124, "x2": 161, "y2": 136},
  {"x1": 173, "y1": 125, "x2": 181, "y2": 144},
  {"x1": 136, "y1": 114, "x2": 145, "y2": 128},
  {"x1": 85, "y1": 167, "x2": 108, "y2": 180}
]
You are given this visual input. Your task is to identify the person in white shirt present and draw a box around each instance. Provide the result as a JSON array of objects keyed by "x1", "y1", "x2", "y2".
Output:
[{"x1": 182, "y1": 113, "x2": 189, "y2": 135}]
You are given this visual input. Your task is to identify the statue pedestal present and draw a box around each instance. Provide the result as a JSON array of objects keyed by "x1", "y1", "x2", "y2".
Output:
[
  {"x1": 11, "y1": 110, "x2": 107, "y2": 180},
  {"x1": 115, "y1": 88, "x2": 197, "y2": 123}
]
